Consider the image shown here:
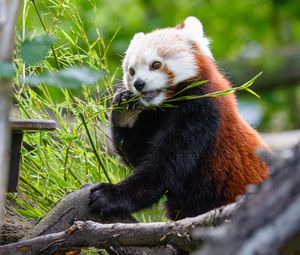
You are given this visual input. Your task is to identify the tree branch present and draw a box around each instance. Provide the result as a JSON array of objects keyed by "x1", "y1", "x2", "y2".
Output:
[{"x1": 0, "y1": 202, "x2": 240, "y2": 255}]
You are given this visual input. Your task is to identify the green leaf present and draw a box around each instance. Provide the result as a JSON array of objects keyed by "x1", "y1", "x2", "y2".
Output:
[
  {"x1": 160, "y1": 103, "x2": 178, "y2": 108},
  {"x1": 0, "y1": 61, "x2": 15, "y2": 79},
  {"x1": 61, "y1": 29, "x2": 77, "y2": 46},
  {"x1": 185, "y1": 80, "x2": 207, "y2": 89},
  {"x1": 20, "y1": 35, "x2": 55, "y2": 65},
  {"x1": 172, "y1": 80, "x2": 207, "y2": 97},
  {"x1": 245, "y1": 88, "x2": 261, "y2": 98},
  {"x1": 16, "y1": 209, "x2": 43, "y2": 219},
  {"x1": 24, "y1": 67, "x2": 104, "y2": 89}
]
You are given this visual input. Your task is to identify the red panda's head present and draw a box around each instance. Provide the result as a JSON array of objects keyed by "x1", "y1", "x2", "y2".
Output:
[{"x1": 122, "y1": 16, "x2": 213, "y2": 106}]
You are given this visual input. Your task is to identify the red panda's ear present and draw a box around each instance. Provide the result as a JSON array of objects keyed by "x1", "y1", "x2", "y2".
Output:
[
  {"x1": 178, "y1": 17, "x2": 214, "y2": 59},
  {"x1": 132, "y1": 32, "x2": 145, "y2": 41},
  {"x1": 176, "y1": 22, "x2": 185, "y2": 29},
  {"x1": 177, "y1": 16, "x2": 204, "y2": 38}
]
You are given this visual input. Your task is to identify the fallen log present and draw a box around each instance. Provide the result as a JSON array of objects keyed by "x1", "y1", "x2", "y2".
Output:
[
  {"x1": 193, "y1": 143, "x2": 300, "y2": 255},
  {"x1": 20, "y1": 184, "x2": 176, "y2": 255},
  {"x1": 0, "y1": 200, "x2": 35, "y2": 245}
]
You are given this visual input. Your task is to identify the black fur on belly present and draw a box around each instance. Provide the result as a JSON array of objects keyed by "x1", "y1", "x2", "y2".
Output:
[{"x1": 90, "y1": 82, "x2": 222, "y2": 221}]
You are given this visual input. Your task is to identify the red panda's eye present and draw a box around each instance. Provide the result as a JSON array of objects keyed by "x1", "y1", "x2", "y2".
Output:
[
  {"x1": 151, "y1": 61, "x2": 162, "y2": 70},
  {"x1": 129, "y1": 68, "x2": 135, "y2": 76}
]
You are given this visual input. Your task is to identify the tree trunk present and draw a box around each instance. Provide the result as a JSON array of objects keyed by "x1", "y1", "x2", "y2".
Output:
[{"x1": 0, "y1": 0, "x2": 21, "y2": 227}]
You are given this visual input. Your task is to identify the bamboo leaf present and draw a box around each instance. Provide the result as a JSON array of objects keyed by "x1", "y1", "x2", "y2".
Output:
[
  {"x1": 165, "y1": 72, "x2": 263, "y2": 103},
  {"x1": 24, "y1": 67, "x2": 104, "y2": 89},
  {"x1": 20, "y1": 35, "x2": 55, "y2": 65},
  {"x1": 245, "y1": 88, "x2": 261, "y2": 98}
]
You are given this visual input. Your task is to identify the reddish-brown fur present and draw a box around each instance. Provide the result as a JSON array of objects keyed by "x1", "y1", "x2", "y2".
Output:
[
  {"x1": 194, "y1": 50, "x2": 270, "y2": 203},
  {"x1": 161, "y1": 64, "x2": 175, "y2": 86}
]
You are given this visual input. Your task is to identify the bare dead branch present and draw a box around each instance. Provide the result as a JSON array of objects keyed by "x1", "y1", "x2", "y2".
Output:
[{"x1": 0, "y1": 201, "x2": 240, "y2": 255}]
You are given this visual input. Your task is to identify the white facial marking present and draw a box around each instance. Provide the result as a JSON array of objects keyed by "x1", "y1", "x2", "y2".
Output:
[{"x1": 122, "y1": 16, "x2": 213, "y2": 106}]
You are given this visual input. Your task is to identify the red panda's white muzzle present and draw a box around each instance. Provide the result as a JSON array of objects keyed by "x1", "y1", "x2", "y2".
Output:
[{"x1": 141, "y1": 90, "x2": 162, "y2": 102}]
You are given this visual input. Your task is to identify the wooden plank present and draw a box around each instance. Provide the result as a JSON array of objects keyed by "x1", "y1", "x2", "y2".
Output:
[
  {"x1": 9, "y1": 119, "x2": 56, "y2": 131},
  {"x1": 6, "y1": 119, "x2": 56, "y2": 193}
]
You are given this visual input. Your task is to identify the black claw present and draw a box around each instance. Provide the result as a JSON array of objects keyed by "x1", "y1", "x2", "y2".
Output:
[
  {"x1": 113, "y1": 89, "x2": 137, "y2": 108},
  {"x1": 89, "y1": 182, "x2": 118, "y2": 214},
  {"x1": 91, "y1": 183, "x2": 102, "y2": 192}
]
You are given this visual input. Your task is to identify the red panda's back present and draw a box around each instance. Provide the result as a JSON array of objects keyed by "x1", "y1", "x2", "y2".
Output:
[
  {"x1": 197, "y1": 54, "x2": 270, "y2": 204},
  {"x1": 210, "y1": 104, "x2": 270, "y2": 203}
]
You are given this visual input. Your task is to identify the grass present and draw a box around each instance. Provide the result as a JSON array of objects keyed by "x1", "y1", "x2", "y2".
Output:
[{"x1": 11, "y1": 0, "x2": 165, "y2": 225}]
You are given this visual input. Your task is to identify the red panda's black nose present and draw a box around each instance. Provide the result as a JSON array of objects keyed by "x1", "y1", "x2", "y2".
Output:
[{"x1": 134, "y1": 79, "x2": 146, "y2": 91}]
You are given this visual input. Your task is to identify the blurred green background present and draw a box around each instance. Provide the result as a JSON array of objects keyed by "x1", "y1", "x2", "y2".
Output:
[{"x1": 19, "y1": 0, "x2": 300, "y2": 131}]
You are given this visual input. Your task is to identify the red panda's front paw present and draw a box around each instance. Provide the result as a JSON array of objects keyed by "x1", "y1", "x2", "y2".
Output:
[
  {"x1": 89, "y1": 183, "x2": 120, "y2": 215},
  {"x1": 113, "y1": 88, "x2": 139, "y2": 109}
]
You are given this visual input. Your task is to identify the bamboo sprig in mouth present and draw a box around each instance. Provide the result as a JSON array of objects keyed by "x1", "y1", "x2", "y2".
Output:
[{"x1": 112, "y1": 72, "x2": 263, "y2": 110}]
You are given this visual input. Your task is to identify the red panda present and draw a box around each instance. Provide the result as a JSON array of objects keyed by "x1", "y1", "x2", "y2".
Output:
[{"x1": 90, "y1": 17, "x2": 269, "y2": 223}]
